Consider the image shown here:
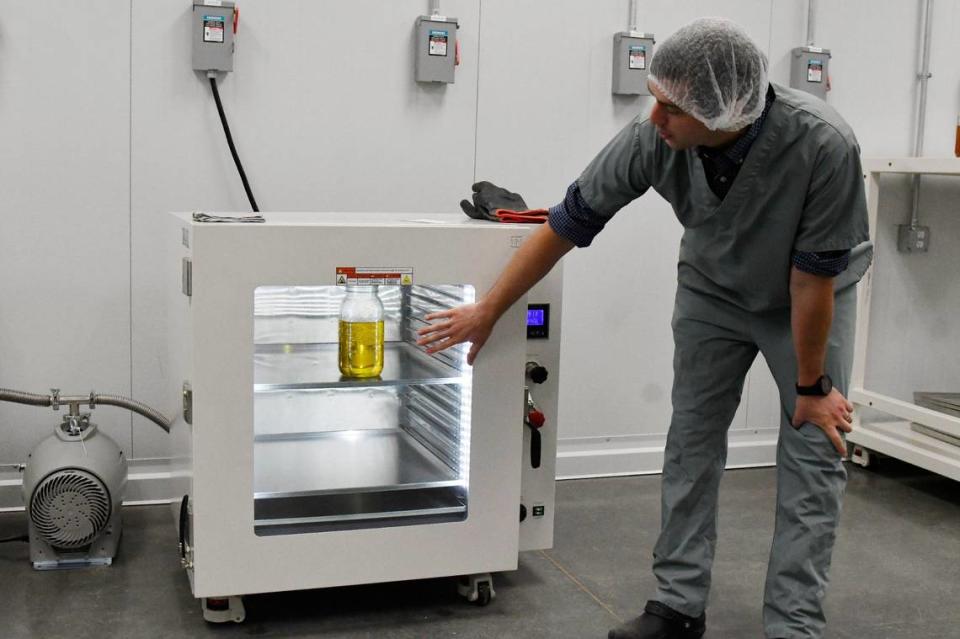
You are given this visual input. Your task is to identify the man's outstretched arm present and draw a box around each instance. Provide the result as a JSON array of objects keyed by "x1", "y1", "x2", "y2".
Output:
[{"x1": 417, "y1": 223, "x2": 574, "y2": 364}]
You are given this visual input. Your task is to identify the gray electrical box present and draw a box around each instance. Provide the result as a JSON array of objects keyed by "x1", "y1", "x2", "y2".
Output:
[
  {"x1": 612, "y1": 32, "x2": 655, "y2": 96},
  {"x1": 790, "y1": 46, "x2": 831, "y2": 101},
  {"x1": 192, "y1": 1, "x2": 236, "y2": 73},
  {"x1": 415, "y1": 15, "x2": 458, "y2": 84},
  {"x1": 898, "y1": 224, "x2": 931, "y2": 253}
]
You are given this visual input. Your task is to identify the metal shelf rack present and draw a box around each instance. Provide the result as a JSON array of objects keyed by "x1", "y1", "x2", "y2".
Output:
[{"x1": 848, "y1": 158, "x2": 960, "y2": 479}]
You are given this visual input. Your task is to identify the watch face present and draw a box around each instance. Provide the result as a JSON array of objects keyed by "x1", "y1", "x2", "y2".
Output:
[{"x1": 819, "y1": 374, "x2": 833, "y2": 395}]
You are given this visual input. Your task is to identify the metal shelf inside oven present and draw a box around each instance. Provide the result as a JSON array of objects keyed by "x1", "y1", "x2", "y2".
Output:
[
  {"x1": 254, "y1": 341, "x2": 467, "y2": 391},
  {"x1": 253, "y1": 428, "x2": 466, "y2": 534}
]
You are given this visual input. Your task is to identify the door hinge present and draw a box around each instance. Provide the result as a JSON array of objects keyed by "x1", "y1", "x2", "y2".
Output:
[
  {"x1": 182, "y1": 258, "x2": 193, "y2": 297},
  {"x1": 182, "y1": 381, "x2": 193, "y2": 425}
]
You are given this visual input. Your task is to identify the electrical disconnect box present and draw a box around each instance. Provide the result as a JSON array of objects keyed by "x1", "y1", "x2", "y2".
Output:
[
  {"x1": 415, "y1": 15, "x2": 458, "y2": 84},
  {"x1": 612, "y1": 32, "x2": 655, "y2": 96},
  {"x1": 790, "y1": 46, "x2": 830, "y2": 100},
  {"x1": 192, "y1": 0, "x2": 236, "y2": 73}
]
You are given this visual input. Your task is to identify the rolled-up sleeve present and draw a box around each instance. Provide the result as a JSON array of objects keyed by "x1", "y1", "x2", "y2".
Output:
[
  {"x1": 548, "y1": 182, "x2": 605, "y2": 248},
  {"x1": 792, "y1": 249, "x2": 851, "y2": 277}
]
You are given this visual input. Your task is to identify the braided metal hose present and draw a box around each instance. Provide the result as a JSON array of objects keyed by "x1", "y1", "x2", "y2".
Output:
[
  {"x1": 0, "y1": 388, "x2": 51, "y2": 406},
  {"x1": 0, "y1": 388, "x2": 172, "y2": 433}
]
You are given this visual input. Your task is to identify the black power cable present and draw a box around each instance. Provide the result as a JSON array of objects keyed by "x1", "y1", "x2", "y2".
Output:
[
  {"x1": 209, "y1": 76, "x2": 259, "y2": 212},
  {"x1": 0, "y1": 534, "x2": 28, "y2": 544}
]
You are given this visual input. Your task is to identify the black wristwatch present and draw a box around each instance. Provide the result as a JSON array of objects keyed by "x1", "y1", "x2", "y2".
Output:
[{"x1": 796, "y1": 374, "x2": 833, "y2": 397}]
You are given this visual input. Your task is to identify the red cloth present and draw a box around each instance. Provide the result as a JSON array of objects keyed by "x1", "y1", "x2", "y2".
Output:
[{"x1": 493, "y1": 208, "x2": 549, "y2": 224}]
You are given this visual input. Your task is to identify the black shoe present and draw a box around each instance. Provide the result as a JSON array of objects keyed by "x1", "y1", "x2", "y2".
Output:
[{"x1": 607, "y1": 601, "x2": 706, "y2": 639}]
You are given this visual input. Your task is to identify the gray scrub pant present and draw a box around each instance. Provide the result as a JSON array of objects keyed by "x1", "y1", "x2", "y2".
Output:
[{"x1": 652, "y1": 284, "x2": 856, "y2": 639}]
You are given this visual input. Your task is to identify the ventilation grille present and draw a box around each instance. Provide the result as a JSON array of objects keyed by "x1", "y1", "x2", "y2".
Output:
[{"x1": 29, "y1": 469, "x2": 111, "y2": 549}]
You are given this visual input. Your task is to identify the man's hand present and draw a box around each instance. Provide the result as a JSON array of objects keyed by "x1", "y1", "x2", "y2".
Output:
[
  {"x1": 792, "y1": 388, "x2": 854, "y2": 456},
  {"x1": 416, "y1": 302, "x2": 496, "y2": 365}
]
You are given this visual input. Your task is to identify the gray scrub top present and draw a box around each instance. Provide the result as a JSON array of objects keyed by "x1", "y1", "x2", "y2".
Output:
[{"x1": 575, "y1": 83, "x2": 872, "y2": 312}]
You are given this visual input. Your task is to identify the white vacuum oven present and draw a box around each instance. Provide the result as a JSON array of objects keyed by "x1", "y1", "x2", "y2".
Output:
[{"x1": 165, "y1": 212, "x2": 562, "y2": 621}]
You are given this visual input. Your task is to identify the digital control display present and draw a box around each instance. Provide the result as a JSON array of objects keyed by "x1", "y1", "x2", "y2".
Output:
[
  {"x1": 527, "y1": 308, "x2": 545, "y2": 326},
  {"x1": 527, "y1": 304, "x2": 549, "y2": 339}
]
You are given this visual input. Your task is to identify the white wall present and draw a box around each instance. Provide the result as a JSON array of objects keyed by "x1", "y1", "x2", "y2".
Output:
[
  {"x1": 1, "y1": 1, "x2": 958, "y2": 500},
  {"x1": 0, "y1": 3, "x2": 133, "y2": 470}
]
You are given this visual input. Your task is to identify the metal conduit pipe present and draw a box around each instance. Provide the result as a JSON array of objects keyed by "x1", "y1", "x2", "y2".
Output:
[
  {"x1": 806, "y1": 0, "x2": 817, "y2": 46},
  {"x1": 629, "y1": 0, "x2": 639, "y2": 32},
  {"x1": 910, "y1": 0, "x2": 935, "y2": 229},
  {"x1": 430, "y1": 0, "x2": 441, "y2": 17},
  {"x1": 0, "y1": 388, "x2": 172, "y2": 433}
]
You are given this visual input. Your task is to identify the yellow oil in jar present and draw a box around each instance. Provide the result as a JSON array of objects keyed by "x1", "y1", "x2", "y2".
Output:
[{"x1": 338, "y1": 320, "x2": 384, "y2": 378}]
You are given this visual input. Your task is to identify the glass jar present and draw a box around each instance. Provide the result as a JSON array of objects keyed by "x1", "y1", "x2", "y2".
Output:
[{"x1": 338, "y1": 285, "x2": 385, "y2": 378}]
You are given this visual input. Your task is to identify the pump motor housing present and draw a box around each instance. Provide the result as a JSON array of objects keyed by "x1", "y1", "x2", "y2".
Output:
[{"x1": 21, "y1": 418, "x2": 127, "y2": 570}]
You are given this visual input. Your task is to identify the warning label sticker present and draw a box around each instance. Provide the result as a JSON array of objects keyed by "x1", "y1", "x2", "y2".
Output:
[
  {"x1": 628, "y1": 45, "x2": 646, "y2": 70},
  {"x1": 428, "y1": 30, "x2": 449, "y2": 56},
  {"x1": 807, "y1": 60, "x2": 823, "y2": 83},
  {"x1": 337, "y1": 267, "x2": 414, "y2": 286},
  {"x1": 203, "y1": 16, "x2": 225, "y2": 43}
]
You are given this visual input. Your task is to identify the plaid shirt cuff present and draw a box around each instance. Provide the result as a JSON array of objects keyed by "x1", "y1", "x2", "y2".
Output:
[
  {"x1": 547, "y1": 182, "x2": 604, "y2": 248},
  {"x1": 792, "y1": 250, "x2": 851, "y2": 277}
]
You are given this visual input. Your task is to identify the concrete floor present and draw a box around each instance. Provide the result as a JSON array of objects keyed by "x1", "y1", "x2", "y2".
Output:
[{"x1": 1, "y1": 459, "x2": 958, "y2": 639}]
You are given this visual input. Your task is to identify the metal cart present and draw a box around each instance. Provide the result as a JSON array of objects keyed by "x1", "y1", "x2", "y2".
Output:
[{"x1": 848, "y1": 158, "x2": 960, "y2": 479}]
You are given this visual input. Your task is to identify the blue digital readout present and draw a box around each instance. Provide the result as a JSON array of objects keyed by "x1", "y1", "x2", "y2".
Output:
[{"x1": 527, "y1": 308, "x2": 545, "y2": 326}]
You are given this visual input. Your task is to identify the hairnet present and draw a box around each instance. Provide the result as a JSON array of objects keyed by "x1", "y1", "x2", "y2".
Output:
[{"x1": 648, "y1": 17, "x2": 769, "y2": 131}]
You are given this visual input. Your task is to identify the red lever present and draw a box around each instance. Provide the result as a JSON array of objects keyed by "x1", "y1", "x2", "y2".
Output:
[
  {"x1": 233, "y1": 8, "x2": 239, "y2": 34},
  {"x1": 528, "y1": 410, "x2": 546, "y2": 429}
]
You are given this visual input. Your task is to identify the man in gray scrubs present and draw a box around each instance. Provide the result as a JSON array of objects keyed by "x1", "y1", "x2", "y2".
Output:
[{"x1": 418, "y1": 17, "x2": 871, "y2": 639}]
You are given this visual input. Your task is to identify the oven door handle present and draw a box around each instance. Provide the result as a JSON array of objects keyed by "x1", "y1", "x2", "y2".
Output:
[{"x1": 525, "y1": 419, "x2": 542, "y2": 469}]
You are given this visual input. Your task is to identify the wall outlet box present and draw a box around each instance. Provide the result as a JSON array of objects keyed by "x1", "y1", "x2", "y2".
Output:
[{"x1": 897, "y1": 224, "x2": 931, "y2": 253}]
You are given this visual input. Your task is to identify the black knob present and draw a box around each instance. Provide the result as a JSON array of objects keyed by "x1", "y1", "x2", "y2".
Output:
[
  {"x1": 520, "y1": 504, "x2": 527, "y2": 522},
  {"x1": 526, "y1": 361, "x2": 548, "y2": 384}
]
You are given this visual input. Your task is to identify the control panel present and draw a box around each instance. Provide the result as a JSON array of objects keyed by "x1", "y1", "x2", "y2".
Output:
[
  {"x1": 520, "y1": 269, "x2": 563, "y2": 552},
  {"x1": 526, "y1": 304, "x2": 550, "y2": 339}
]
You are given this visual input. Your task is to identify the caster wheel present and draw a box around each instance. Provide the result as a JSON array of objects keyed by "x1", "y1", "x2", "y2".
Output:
[
  {"x1": 475, "y1": 582, "x2": 492, "y2": 606},
  {"x1": 202, "y1": 596, "x2": 245, "y2": 623},
  {"x1": 849, "y1": 444, "x2": 873, "y2": 469},
  {"x1": 457, "y1": 572, "x2": 496, "y2": 606}
]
